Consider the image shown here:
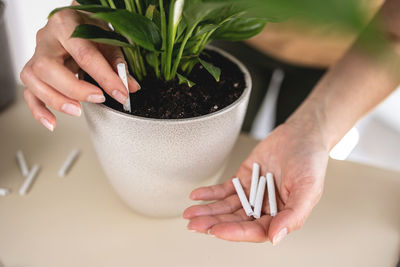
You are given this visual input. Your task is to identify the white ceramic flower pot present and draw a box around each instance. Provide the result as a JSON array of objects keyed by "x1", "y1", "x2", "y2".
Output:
[{"x1": 83, "y1": 46, "x2": 251, "y2": 217}]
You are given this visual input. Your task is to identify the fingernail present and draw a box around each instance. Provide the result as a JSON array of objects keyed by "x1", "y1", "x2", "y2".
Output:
[
  {"x1": 87, "y1": 94, "x2": 105, "y2": 103},
  {"x1": 40, "y1": 117, "x2": 54, "y2": 132},
  {"x1": 129, "y1": 76, "x2": 141, "y2": 90},
  {"x1": 61, "y1": 103, "x2": 81, "y2": 117},
  {"x1": 112, "y1": 90, "x2": 127, "y2": 104},
  {"x1": 272, "y1": 228, "x2": 287, "y2": 246}
]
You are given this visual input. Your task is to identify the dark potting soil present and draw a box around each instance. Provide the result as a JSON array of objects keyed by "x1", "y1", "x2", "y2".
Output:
[{"x1": 86, "y1": 49, "x2": 246, "y2": 119}]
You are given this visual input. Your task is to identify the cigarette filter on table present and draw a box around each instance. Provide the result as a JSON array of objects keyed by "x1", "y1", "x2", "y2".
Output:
[
  {"x1": 253, "y1": 176, "x2": 267, "y2": 219},
  {"x1": 16, "y1": 150, "x2": 29, "y2": 177},
  {"x1": 19, "y1": 164, "x2": 40, "y2": 196},
  {"x1": 266, "y1": 172, "x2": 278, "y2": 216},
  {"x1": 58, "y1": 149, "x2": 80, "y2": 177},
  {"x1": 117, "y1": 63, "x2": 131, "y2": 113},
  {"x1": 232, "y1": 178, "x2": 253, "y2": 217},
  {"x1": 249, "y1": 162, "x2": 260, "y2": 207},
  {"x1": 0, "y1": 188, "x2": 10, "y2": 196}
]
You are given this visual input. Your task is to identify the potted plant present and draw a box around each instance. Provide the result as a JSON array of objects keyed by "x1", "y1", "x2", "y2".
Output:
[{"x1": 50, "y1": 0, "x2": 371, "y2": 217}]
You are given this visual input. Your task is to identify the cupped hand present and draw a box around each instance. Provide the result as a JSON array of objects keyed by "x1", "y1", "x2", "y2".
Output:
[
  {"x1": 20, "y1": 8, "x2": 140, "y2": 131},
  {"x1": 183, "y1": 121, "x2": 329, "y2": 245}
]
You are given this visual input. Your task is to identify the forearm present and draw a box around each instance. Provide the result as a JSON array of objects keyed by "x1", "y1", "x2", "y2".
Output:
[{"x1": 287, "y1": 0, "x2": 400, "y2": 151}]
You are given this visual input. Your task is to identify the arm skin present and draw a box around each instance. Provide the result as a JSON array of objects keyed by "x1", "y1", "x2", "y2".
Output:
[
  {"x1": 289, "y1": 0, "x2": 400, "y2": 151},
  {"x1": 183, "y1": 0, "x2": 400, "y2": 244}
]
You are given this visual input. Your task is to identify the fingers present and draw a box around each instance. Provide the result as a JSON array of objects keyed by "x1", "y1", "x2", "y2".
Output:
[
  {"x1": 22, "y1": 70, "x2": 82, "y2": 117},
  {"x1": 267, "y1": 187, "x2": 320, "y2": 245},
  {"x1": 209, "y1": 216, "x2": 273, "y2": 243},
  {"x1": 183, "y1": 194, "x2": 242, "y2": 219},
  {"x1": 187, "y1": 209, "x2": 250, "y2": 234},
  {"x1": 62, "y1": 37, "x2": 129, "y2": 104},
  {"x1": 190, "y1": 179, "x2": 236, "y2": 201},
  {"x1": 99, "y1": 44, "x2": 141, "y2": 93},
  {"x1": 31, "y1": 56, "x2": 105, "y2": 103},
  {"x1": 23, "y1": 89, "x2": 56, "y2": 131}
]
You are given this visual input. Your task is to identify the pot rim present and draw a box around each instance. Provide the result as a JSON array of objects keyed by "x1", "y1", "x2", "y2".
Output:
[{"x1": 93, "y1": 45, "x2": 252, "y2": 124}]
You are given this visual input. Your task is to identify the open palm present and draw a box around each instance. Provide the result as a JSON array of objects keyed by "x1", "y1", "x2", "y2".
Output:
[{"x1": 183, "y1": 122, "x2": 329, "y2": 244}]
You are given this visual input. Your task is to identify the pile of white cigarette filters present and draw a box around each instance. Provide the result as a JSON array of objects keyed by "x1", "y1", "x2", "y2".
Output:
[{"x1": 232, "y1": 162, "x2": 278, "y2": 218}]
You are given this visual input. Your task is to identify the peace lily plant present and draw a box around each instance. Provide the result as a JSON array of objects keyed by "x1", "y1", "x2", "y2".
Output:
[
  {"x1": 50, "y1": 0, "x2": 370, "y2": 87},
  {"x1": 49, "y1": 0, "x2": 375, "y2": 217}
]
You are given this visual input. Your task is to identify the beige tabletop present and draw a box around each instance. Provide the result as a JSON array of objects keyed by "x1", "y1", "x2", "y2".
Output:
[{"x1": 0, "y1": 90, "x2": 399, "y2": 267}]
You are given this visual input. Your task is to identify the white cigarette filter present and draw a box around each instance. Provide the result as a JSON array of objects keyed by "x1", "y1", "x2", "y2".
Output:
[
  {"x1": 253, "y1": 176, "x2": 267, "y2": 219},
  {"x1": 249, "y1": 162, "x2": 260, "y2": 207},
  {"x1": 266, "y1": 172, "x2": 278, "y2": 216},
  {"x1": 19, "y1": 164, "x2": 40, "y2": 196},
  {"x1": 117, "y1": 63, "x2": 132, "y2": 113},
  {"x1": 0, "y1": 188, "x2": 10, "y2": 196},
  {"x1": 232, "y1": 178, "x2": 253, "y2": 217},
  {"x1": 58, "y1": 149, "x2": 80, "y2": 177},
  {"x1": 16, "y1": 150, "x2": 29, "y2": 177}
]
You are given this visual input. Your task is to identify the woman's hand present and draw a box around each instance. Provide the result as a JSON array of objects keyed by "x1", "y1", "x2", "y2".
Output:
[
  {"x1": 183, "y1": 121, "x2": 329, "y2": 245},
  {"x1": 20, "y1": 8, "x2": 140, "y2": 131}
]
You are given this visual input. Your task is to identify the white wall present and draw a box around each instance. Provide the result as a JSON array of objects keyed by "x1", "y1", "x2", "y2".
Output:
[{"x1": 3, "y1": 0, "x2": 70, "y2": 77}]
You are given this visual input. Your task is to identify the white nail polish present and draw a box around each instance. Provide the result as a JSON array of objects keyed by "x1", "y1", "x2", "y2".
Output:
[
  {"x1": 273, "y1": 228, "x2": 287, "y2": 246},
  {"x1": 40, "y1": 118, "x2": 54, "y2": 132},
  {"x1": 87, "y1": 94, "x2": 105, "y2": 103},
  {"x1": 112, "y1": 90, "x2": 128, "y2": 105},
  {"x1": 61, "y1": 103, "x2": 81, "y2": 117},
  {"x1": 249, "y1": 162, "x2": 260, "y2": 207}
]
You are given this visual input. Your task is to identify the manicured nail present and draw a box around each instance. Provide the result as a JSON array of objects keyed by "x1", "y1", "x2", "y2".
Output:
[
  {"x1": 112, "y1": 90, "x2": 128, "y2": 104},
  {"x1": 272, "y1": 228, "x2": 287, "y2": 246},
  {"x1": 87, "y1": 94, "x2": 105, "y2": 103},
  {"x1": 129, "y1": 76, "x2": 141, "y2": 91},
  {"x1": 61, "y1": 103, "x2": 81, "y2": 117},
  {"x1": 40, "y1": 117, "x2": 54, "y2": 132}
]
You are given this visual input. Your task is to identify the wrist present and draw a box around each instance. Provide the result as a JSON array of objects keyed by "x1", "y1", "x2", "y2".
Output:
[{"x1": 284, "y1": 97, "x2": 337, "y2": 152}]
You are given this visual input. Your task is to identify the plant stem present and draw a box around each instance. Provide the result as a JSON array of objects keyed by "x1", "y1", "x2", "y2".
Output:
[
  {"x1": 135, "y1": 0, "x2": 143, "y2": 14},
  {"x1": 124, "y1": 0, "x2": 133, "y2": 11},
  {"x1": 170, "y1": 22, "x2": 199, "y2": 79},
  {"x1": 136, "y1": 47, "x2": 147, "y2": 76},
  {"x1": 165, "y1": 0, "x2": 176, "y2": 80},
  {"x1": 99, "y1": 0, "x2": 109, "y2": 7},
  {"x1": 107, "y1": 0, "x2": 116, "y2": 9},
  {"x1": 159, "y1": 0, "x2": 167, "y2": 79}
]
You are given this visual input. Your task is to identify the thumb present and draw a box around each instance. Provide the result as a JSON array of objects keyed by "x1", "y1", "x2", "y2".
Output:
[
  {"x1": 268, "y1": 186, "x2": 322, "y2": 245},
  {"x1": 98, "y1": 44, "x2": 141, "y2": 93}
]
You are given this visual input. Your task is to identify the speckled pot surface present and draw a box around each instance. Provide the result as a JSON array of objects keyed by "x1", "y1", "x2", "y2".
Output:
[{"x1": 83, "y1": 46, "x2": 251, "y2": 217}]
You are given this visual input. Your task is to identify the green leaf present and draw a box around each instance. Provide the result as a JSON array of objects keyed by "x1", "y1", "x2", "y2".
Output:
[
  {"x1": 177, "y1": 73, "x2": 196, "y2": 87},
  {"x1": 183, "y1": 0, "x2": 227, "y2": 28},
  {"x1": 205, "y1": 0, "x2": 367, "y2": 31},
  {"x1": 93, "y1": 10, "x2": 162, "y2": 51},
  {"x1": 71, "y1": 24, "x2": 133, "y2": 48},
  {"x1": 49, "y1": 5, "x2": 114, "y2": 18},
  {"x1": 145, "y1": 52, "x2": 159, "y2": 69},
  {"x1": 199, "y1": 58, "x2": 221, "y2": 82},
  {"x1": 211, "y1": 18, "x2": 266, "y2": 41}
]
